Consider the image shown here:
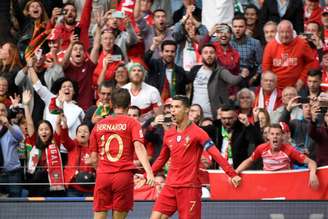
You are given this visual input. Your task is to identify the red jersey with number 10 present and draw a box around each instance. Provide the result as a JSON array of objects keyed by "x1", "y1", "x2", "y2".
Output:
[{"x1": 89, "y1": 115, "x2": 144, "y2": 174}]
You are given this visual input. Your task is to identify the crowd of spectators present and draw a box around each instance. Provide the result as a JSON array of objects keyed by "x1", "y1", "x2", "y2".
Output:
[{"x1": 0, "y1": 0, "x2": 328, "y2": 198}]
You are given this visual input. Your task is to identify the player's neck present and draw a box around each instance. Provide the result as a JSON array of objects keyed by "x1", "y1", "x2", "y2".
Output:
[
  {"x1": 113, "y1": 108, "x2": 127, "y2": 115},
  {"x1": 176, "y1": 119, "x2": 192, "y2": 132}
]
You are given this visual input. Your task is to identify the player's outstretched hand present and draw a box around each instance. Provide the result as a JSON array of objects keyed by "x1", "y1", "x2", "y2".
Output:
[{"x1": 231, "y1": 175, "x2": 242, "y2": 188}]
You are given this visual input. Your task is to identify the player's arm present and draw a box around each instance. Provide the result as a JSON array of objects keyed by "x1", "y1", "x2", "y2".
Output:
[
  {"x1": 134, "y1": 141, "x2": 155, "y2": 186},
  {"x1": 206, "y1": 145, "x2": 241, "y2": 187},
  {"x1": 303, "y1": 157, "x2": 319, "y2": 189},
  {"x1": 86, "y1": 128, "x2": 98, "y2": 168},
  {"x1": 290, "y1": 146, "x2": 319, "y2": 189},
  {"x1": 150, "y1": 143, "x2": 170, "y2": 175},
  {"x1": 235, "y1": 156, "x2": 254, "y2": 174}
]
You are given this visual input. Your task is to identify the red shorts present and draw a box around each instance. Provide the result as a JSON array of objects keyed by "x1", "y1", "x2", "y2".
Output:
[
  {"x1": 93, "y1": 171, "x2": 134, "y2": 212},
  {"x1": 153, "y1": 185, "x2": 202, "y2": 219}
]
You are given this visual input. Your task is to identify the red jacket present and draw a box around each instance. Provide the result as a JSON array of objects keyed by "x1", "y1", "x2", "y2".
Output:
[
  {"x1": 61, "y1": 128, "x2": 95, "y2": 192},
  {"x1": 262, "y1": 37, "x2": 316, "y2": 89}
]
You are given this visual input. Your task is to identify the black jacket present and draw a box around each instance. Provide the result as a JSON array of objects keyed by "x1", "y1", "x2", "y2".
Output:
[
  {"x1": 145, "y1": 50, "x2": 187, "y2": 96},
  {"x1": 260, "y1": 0, "x2": 304, "y2": 34},
  {"x1": 212, "y1": 119, "x2": 263, "y2": 169}
]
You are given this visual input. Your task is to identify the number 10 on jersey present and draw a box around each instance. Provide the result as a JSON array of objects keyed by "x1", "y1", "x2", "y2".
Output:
[{"x1": 99, "y1": 134, "x2": 124, "y2": 162}]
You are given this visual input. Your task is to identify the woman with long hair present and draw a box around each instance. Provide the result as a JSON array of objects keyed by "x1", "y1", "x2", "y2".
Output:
[
  {"x1": 0, "y1": 43, "x2": 22, "y2": 95},
  {"x1": 23, "y1": 90, "x2": 65, "y2": 196}
]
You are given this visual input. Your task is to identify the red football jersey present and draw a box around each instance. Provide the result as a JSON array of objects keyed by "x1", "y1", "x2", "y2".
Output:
[
  {"x1": 251, "y1": 143, "x2": 306, "y2": 171},
  {"x1": 90, "y1": 115, "x2": 144, "y2": 173},
  {"x1": 152, "y1": 123, "x2": 217, "y2": 188}
]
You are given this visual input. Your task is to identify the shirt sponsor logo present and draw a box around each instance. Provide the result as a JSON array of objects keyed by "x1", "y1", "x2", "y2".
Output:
[
  {"x1": 273, "y1": 53, "x2": 298, "y2": 67},
  {"x1": 97, "y1": 124, "x2": 127, "y2": 132}
]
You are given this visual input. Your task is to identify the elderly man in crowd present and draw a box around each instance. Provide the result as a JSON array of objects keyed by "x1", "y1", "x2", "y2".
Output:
[
  {"x1": 254, "y1": 71, "x2": 282, "y2": 113},
  {"x1": 270, "y1": 86, "x2": 304, "y2": 123},
  {"x1": 262, "y1": 20, "x2": 317, "y2": 91}
]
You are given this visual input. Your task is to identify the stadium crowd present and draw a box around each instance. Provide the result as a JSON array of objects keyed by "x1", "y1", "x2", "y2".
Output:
[{"x1": 0, "y1": 0, "x2": 327, "y2": 199}]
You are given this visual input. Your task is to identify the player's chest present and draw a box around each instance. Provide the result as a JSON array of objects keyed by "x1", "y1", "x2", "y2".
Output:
[{"x1": 165, "y1": 134, "x2": 197, "y2": 152}]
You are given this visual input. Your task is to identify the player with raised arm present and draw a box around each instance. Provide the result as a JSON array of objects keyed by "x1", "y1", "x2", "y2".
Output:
[
  {"x1": 89, "y1": 88, "x2": 155, "y2": 219},
  {"x1": 148, "y1": 95, "x2": 241, "y2": 219}
]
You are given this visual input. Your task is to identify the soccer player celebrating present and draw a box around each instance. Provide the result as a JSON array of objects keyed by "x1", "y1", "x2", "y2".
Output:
[
  {"x1": 148, "y1": 95, "x2": 241, "y2": 219},
  {"x1": 89, "y1": 88, "x2": 155, "y2": 219}
]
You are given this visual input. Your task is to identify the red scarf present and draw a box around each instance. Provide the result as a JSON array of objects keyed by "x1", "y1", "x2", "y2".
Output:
[{"x1": 45, "y1": 143, "x2": 65, "y2": 191}]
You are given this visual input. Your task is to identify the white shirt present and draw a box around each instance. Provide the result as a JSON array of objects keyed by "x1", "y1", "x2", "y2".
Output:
[
  {"x1": 192, "y1": 66, "x2": 212, "y2": 118},
  {"x1": 123, "y1": 82, "x2": 162, "y2": 111}
]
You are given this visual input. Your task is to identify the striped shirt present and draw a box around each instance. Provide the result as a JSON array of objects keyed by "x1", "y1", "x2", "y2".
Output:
[
  {"x1": 231, "y1": 35, "x2": 263, "y2": 75},
  {"x1": 251, "y1": 143, "x2": 306, "y2": 171}
]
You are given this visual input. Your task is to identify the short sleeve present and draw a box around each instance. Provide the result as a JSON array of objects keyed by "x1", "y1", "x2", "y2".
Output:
[
  {"x1": 285, "y1": 144, "x2": 306, "y2": 164},
  {"x1": 131, "y1": 119, "x2": 144, "y2": 144},
  {"x1": 89, "y1": 127, "x2": 98, "y2": 153},
  {"x1": 251, "y1": 144, "x2": 265, "y2": 161}
]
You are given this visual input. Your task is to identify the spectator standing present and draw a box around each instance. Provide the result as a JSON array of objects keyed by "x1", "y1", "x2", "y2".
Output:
[
  {"x1": 0, "y1": 43, "x2": 22, "y2": 96},
  {"x1": 173, "y1": 0, "x2": 202, "y2": 24},
  {"x1": 212, "y1": 105, "x2": 263, "y2": 169},
  {"x1": 84, "y1": 80, "x2": 115, "y2": 128},
  {"x1": 231, "y1": 15, "x2": 262, "y2": 87},
  {"x1": 299, "y1": 69, "x2": 322, "y2": 99},
  {"x1": 263, "y1": 21, "x2": 278, "y2": 44},
  {"x1": 260, "y1": 0, "x2": 304, "y2": 34},
  {"x1": 322, "y1": 7, "x2": 328, "y2": 46},
  {"x1": 123, "y1": 63, "x2": 162, "y2": 123},
  {"x1": 61, "y1": 34, "x2": 98, "y2": 111},
  {"x1": 236, "y1": 124, "x2": 319, "y2": 189},
  {"x1": 270, "y1": 86, "x2": 303, "y2": 123},
  {"x1": 310, "y1": 101, "x2": 328, "y2": 166},
  {"x1": 244, "y1": 4, "x2": 261, "y2": 40},
  {"x1": 254, "y1": 71, "x2": 282, "y2": 113},
  {"x1": 134, "y1": 7, "x2": 174, "y2": 59},
  {"x1": 188, "y1": 44, "x2": 248, "y2": 119},
  {"x1": 172, "y1": 11, "x2": 208, "y2": 71},
  {"x1": 52, "y1": 1, "x2": 92, "y2": 51},
  {"x1": 262, "y1": 20, "x2": 316, "y2": 91},
  {"x1": 0, "y1": 103, "x2": 24, "y2": 197},
  {"x1": 304, "y1": 0, "x2": 323, "y2": 28},
  {"x1": 145, "y1": 40, "x2": 188, "y2": 101},
  {"x1": 320, "y1": 49, "x2": 328, "y2": 91}
]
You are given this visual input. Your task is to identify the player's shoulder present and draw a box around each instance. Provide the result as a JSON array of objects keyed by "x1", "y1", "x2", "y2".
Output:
[
  {"x1": 280, "y1": 143, "x2": 296, "y2": 153},
  {"x1": 256, "y1": 142, "x2": 271, "y2": 151},
  {"x1": 188, "y1": 123, "x2": 208, "y2": 137}
]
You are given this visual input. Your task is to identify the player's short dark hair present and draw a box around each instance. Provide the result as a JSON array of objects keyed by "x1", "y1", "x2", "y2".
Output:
[
  {"x1": 153, "y1": 9, "x2": 166, "y2": 16},
  {"x1": 269, "y1": 123, "x2": 283, "y2": 132},
  {"x1": 172, "y1": 95, "x2": 190, "y2": 108},
  {"x1": 200, "y1": 43, "x2": 216, "y2": 53},
  {"x1": 98, "y1": 80, "x2": 115, "y2": 90},
  {"x1": 111, "y1": 88, "x2": 131, "y2": 109},
  {"x1": 128, "y1": 105, "x2": 141, "y2": 116},
  {"x1": 220, "y1": 104, "x2": 237, "y2": 112},
  {"x1": 308, "y1": 69, "x2": 322, "y2": 79},
  {"x1": 161, "y1": 40, "x2": 177, "y2": 51},
  {"x1": 232, "y1": 14, "x2": 247, "y2": 25}
]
